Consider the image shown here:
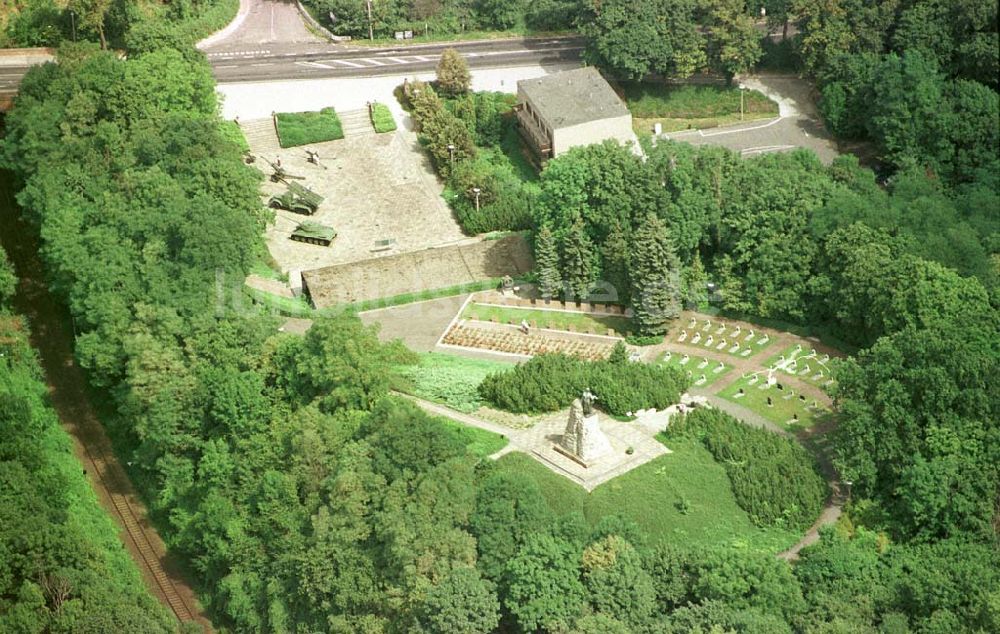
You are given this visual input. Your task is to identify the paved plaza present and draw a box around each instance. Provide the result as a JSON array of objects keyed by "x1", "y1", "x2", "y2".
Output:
[{"x1": 242, "y1": 114, "x2": 468, "y2": 275}]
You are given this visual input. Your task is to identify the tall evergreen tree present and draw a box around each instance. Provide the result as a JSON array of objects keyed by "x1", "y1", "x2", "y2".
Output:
[
  {"x1": 601, "y1": 221, "x2": 631, "y2": 305},
  {"x1": 629, "y1": 213, "x2": 681, "y2": 336},
  {"x1": 436, "y1": 48, "x2": 471, "y2": 96},
  {"x1": 560, "y1": 218, "x2": 597, "y2": 302},
  {"x1": 535, "y1": 224, "x2": 562, "y2": 301},
  {"x1": 681, "y1": 251, "x2": 708, "y2": 308}
]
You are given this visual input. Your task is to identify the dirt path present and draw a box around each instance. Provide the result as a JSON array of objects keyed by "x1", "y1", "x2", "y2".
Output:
[{"x1": 0, "y1": 173, "x2": 213, "y2": 631}]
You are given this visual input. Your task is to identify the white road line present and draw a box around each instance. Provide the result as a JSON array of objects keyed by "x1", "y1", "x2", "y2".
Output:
[
  {"x1": 298, "y1": 61, "x2": 335, "y2": 69},
  {"x1": 334, "y1": 59, "x2": 366, "y2": 68},
  {"x1": 216, "y1": 65, "x2": 238, "y2": 69},
  {"x1": 413, "y1": 55, "x2": 433, "y2": 61},
  {"x1": 699, "y1": 116, "x2": 784, "y2": 137},
  {"x1": 251, "y1": 63, "x2": 274, "y2": 67},
  {"x1": 387, "y1": 57, "x2": 409, "y2": 64},
  {"x1": 362, "y1": 58, "x2": 386, "y2": 66}
]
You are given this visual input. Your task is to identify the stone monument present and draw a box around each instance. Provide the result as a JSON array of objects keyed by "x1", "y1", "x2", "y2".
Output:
[{"x1": 556, "y1": 390, "x2": 612, "y2": 466}]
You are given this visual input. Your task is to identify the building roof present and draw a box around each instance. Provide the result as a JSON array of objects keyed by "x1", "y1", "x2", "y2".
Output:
[{"x1": 518, "y1": 67, "x2": 629, "y2": 128}]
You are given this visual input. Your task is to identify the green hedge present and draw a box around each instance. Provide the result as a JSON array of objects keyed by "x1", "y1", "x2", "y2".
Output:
[
  {"x1": 478, "y1": 346, "x2": 689, "y2": 416},
  {"x1": 664, "y1": 408, "x2": 828, "y2": 530},
  {"x1": 370, "y1": 102, "x2": 397, "y2": 133},
  {"x1": 275, "y1": 108, "x2": 344, "y2": 147}
]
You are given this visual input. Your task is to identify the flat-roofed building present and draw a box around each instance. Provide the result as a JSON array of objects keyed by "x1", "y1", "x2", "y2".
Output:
[{"x1": 515, "y1": 67, "x2": 634, "y2": 159}]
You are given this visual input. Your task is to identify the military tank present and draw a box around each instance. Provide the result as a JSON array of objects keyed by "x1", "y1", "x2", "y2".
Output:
[
  {"x1": 290, "y1": 222, "x2": 337, "y2": 246},
  {"x1": 268, "y1": 182, "x2": 324, "y2": 215}
]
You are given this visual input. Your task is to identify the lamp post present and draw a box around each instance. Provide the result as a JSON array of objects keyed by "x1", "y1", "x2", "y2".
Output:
[
  {"x1": 472, "y1": 187, "x2": 481, "y2": 211},
  {"x1": 366, "y1": 0, "x2": 374, "y2": 41},
  {"x1": 447, "y1": 143, "x2": 455, "y2": 168}
]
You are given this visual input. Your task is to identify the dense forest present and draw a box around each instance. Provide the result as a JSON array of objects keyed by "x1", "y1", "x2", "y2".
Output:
[
  {"x1": 0, "y1": 1, "x2": 998, "y2": 633},
  {"x1": 0, "y1": 243, "x2": 175, "y2": 632}
]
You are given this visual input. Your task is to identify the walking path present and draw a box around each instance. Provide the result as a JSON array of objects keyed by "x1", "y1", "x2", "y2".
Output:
[{"x1": 0, "y1": 176, "x2": 213, "y2": 631}]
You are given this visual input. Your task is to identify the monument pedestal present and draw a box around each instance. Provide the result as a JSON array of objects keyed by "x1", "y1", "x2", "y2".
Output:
[{"x1": 556, "y1": 399, "x2": 612, "y2": 468}]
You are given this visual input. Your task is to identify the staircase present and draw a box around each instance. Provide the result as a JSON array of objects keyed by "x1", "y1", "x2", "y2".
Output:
[
  {"x1": 338, "y1": 108, "x2": 375, "y2": 138},
  {"x1": 240, "y1": 118, "x2": 282, "y2": 154}
]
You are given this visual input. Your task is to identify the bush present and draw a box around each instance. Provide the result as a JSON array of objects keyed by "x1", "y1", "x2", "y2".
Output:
[
  {"x1": 275, "y1": 108, "x2": 344, "y2": 147},
  {"x1": 664, "y1": 409, "x2": 828, "y2": 530},
  {"x1": 478, "y1": 349, "x2": 689, "y2": 416},
  {"x1": 370, "y1": 102, "x2": 397, "y2": 133}
]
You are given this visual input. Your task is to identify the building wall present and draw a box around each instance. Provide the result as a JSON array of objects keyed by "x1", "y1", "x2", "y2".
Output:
[
  {"x1": 552, "y1": 114, "x2": 635, "y2": 156},
  {"x1": 515, "y1": 87, "x2": 554, "y2": 157}
]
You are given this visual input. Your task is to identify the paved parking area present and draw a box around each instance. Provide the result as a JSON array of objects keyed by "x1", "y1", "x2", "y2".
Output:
[{"x1": 661, "y1": 74, "x2": 839, "y2": 164}]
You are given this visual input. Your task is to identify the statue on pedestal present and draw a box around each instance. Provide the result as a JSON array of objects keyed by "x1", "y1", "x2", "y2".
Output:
[{"x1": 557, "y1": 390, "x2": 612, "y2": 465}]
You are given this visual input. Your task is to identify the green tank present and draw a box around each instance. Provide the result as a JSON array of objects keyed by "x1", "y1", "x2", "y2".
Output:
[{"x1": 290, "y1": 222, "x2": 337, "y2": 246}]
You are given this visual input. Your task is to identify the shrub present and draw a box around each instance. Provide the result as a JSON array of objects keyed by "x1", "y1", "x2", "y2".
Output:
[
  {"x1": 664, "y1": 409, "x2": 828, "y2": 530},
  {"x1": 478, "y1": 351, "x2": 689, "y2": 416},
  {"x1": 274, "y1": 108, "x2": 344, "y2": 147},
  {"x1": 370, "y1": 102, "x2": 397, "y2": 133}
]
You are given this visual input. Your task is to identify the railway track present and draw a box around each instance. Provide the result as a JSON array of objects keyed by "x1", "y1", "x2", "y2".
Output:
[{"x1": 0, "y1": 172, "x2": 211, "y2": 631}]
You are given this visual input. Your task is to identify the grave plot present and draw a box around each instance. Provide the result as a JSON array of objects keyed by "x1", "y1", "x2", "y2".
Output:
[
  {"x1": 672, "y1": 316, "x2": 774, "y2": 359},
  {"x1": 441, "y1": 322, "x2": 616, "y2": 361},
  {"x1": 718, "y1": 372, "x2": 834, "y2": 431},
  {"x1": 762, "y1": 344, "x2": 840, "y2": 392},
  {"x1": 659, "y1": 350, "x2": 732, "y2": 388}
]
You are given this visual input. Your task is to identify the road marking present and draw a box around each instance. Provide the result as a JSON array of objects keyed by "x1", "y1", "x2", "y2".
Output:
[
  {"x1": 216, "y1": 65, "x2": 238, "y2": 69},
  {"x1": 698, "y1": 116, "x2": 784, "y2": 137},
  {"x1": 362, "y1": 58, "x2": 386, "y2": 66},
  {"x1": 298, "y1": 61, "x2": 335, "y2": 69},
  {"x1": 413, "y1": 55, "x2": 433, "y2": 61},
  {"x1": 740, "y1": 144, "x2": 795, "y2": 156},
  {"x1": 251, "y1": 63, "x2": 274, "y2": 67},
  {"x1": 387, "y1": 57, "x2": 409, "y2": 64},
  {"x1": 333, "y1": 59, "x2": 366, "y2": 68}
]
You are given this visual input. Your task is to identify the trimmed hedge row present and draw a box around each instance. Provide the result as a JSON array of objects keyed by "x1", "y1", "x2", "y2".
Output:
[
  {"x1": 371, "y1": 102, "x2": 397, "y2": 133},
  {"x1": 664, "y1": 408, "x2": 828, "y2": 530},
  {"x1": 478, "y1": 346, "x2": 689, "y2": 416}
]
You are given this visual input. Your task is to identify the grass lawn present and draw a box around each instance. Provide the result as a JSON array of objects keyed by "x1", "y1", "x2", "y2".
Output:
[
  {"x1": 462, "y1": 302, "x2": 632, "y2": 336},
  {"x1": 494, "y1": 439, "x2": 798, "y2": 553},
  {"x1": 275, "y1": 108, "x2": 344, "y2": 148},
  {"x1": 394, "y1": 352, "x2": 513, "y2": 413},
  {"x1": 659, "y1": 350, "x2": 731, "y2": 387},
  {"x1": 618, "y1": 82, "x2": 779, "y2": 133},
  {"x1": 434, "y1": 416, "x2": 508, "y2": 457},
  {"x1": 762, "y1": 344, "x2": 840, "y2": 392},
  {"x1": 370, "y1": 102, "x2": 397, "y2": 133},
  {"x1": 718, "y1": 373, "x2": 834, "y2": 432}
]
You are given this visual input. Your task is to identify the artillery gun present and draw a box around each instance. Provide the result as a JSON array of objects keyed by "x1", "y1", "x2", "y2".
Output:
[
  {"x1": 268, "y1": 182, "x2": 325, "y2": 215},
  {"x1": 290, "y1": 221, "x2": 337, "y2": 247},
  {"x1": 264, "y1": 157, "x2": 306, "y2": 183}
]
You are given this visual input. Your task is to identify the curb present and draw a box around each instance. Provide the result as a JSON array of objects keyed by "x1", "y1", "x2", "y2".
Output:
[{"x1": 196, "y1": 0, "x2": 252, "y2": 50}]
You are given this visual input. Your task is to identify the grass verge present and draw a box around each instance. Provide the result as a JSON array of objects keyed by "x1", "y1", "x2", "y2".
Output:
[
  {"x1": 275, "y1": 108, "x2": 344, "y2": 148},
  {"x1": 370, "y1": 102, "x2": 397, "y2": 133},
  {"x1": 462, "y1": 302, "x2": 632, "y2": 335},
  {"x1": 243, "y1": 278, "x2": 513, "y2": 318},
  {"x1": 618, "y1": 82, "x2": 779, "y2": 133},
  {"x1": 493, "y1": 439, "x2": 798, "y2": 552}
]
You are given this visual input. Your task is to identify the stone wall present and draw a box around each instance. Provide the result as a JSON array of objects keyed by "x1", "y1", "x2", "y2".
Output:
[{"x1": 302, "y1": 234, "x2": 533, "y2": 308}]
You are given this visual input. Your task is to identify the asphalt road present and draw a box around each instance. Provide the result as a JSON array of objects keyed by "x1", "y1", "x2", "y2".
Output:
[{"x1": 209, "y1": 37, "x2": 585, "y2": 83}]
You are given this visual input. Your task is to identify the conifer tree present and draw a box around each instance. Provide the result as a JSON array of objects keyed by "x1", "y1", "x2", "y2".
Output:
[
  {"x1": 630, "y1": 213, "x2": 681, "y2": 336},
  {"x1": 560, "y1": 219, "x2": 597, "y2": 302},
  {"x1": 535, "y1": 224, "x2": 562, "y2": 301},
  {"x1": 601, "y1": 221, "x2": 632, "y2": 305},
  {"x1": 437, "y1": 48, "x2": 471, "y2": 96},
  {"x1": 682, "y1": 251, "x2": 708, "y2": 308}
]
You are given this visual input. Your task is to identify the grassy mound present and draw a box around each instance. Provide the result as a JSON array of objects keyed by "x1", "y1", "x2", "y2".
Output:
[{"x1": 275, "y1": 108, "x2": 344, "y2": 147}]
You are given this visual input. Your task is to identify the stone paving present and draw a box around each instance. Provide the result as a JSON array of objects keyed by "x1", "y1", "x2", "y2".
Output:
[
  {"x1": 440, "y1": 320, "x2": 618, "y2": 360},
  {"x1": 404, "y1": 395, "x2": 672, "y2": 492},
  {"x1": 241, "y1": 114, "x2": 467, "y2": 275}
]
